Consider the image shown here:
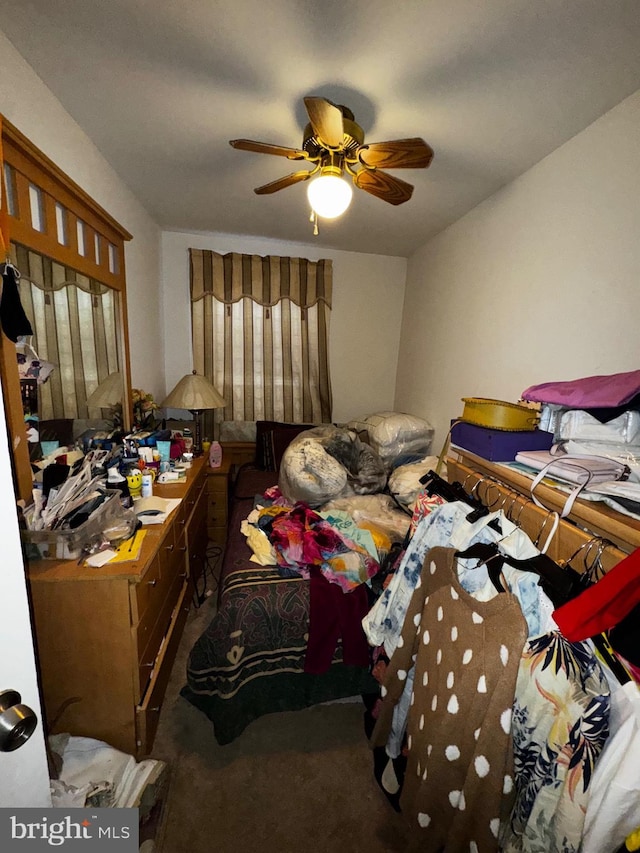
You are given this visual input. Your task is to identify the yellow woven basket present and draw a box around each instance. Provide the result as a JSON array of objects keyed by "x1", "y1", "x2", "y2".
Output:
[{"x1": 460, "y1": 398, "x2": 540, "y2": 432}]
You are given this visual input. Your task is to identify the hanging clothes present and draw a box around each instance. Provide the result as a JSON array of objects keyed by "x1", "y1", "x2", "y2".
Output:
[
  {"x1": 363, "y1": 501, "x2": 556, "y2": 658},
  {"x1": 364, "y1": 510, "x2": 613, "y2": 851},
  {"x1": 371, "y1": 546, "x2": 528, "y2": 853},
  {"x1": 553, "y1": 545, "x2": 640, "y2": 641},
  {"x1": 0, "y1": 262, "x2": 33, "y2": 342},
  {"x1": 502, "y1": 632, "x2": 610, "y2": 853}
]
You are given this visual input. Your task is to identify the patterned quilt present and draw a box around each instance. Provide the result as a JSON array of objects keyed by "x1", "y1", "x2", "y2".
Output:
[{"x1": 181, "y1": 466, "x2": 377, "y2": 744}]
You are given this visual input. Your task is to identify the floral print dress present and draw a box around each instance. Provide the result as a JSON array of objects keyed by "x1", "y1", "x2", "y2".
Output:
[{"x1": 501, "y1": 632, "x2": 610, "y2": 853}]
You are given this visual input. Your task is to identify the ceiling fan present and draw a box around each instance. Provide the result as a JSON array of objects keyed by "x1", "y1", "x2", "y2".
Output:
[{"x1": 230, "y1": 96, "x2": 434, "y2": 225}]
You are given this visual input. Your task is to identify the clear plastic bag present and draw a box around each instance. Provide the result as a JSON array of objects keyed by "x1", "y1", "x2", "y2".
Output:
[{"x1": 278, "y1": 426, "x2": 387, "y2": 507}]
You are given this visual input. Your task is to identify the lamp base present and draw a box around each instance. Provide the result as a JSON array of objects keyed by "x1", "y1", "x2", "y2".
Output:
[{"x1": 191, "y1": 409, "x2": 203, "y2": 456}]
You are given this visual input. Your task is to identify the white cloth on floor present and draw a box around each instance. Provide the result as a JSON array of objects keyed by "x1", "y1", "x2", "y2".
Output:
[{"x1": 49, "y1": 734, "x2": 163, "y2": 809}]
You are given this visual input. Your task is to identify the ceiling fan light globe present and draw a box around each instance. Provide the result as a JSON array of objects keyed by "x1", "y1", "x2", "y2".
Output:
[{"x1": 307, "y1": 175, "x2": 353, "y2": 219}]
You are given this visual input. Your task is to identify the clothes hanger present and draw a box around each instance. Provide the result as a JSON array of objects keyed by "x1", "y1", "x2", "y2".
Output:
[
  {"x1": 454, "y1": 542, "x2": 506, "y2": 594},
  {"x1": 456, "y1": 537, "x2": 585, "y2": 606},
  {"x1": 500, "y1": 552, "x2": 583, "y2": 607},
  {"x1": 560, "y1": 537, "x2": 633, "y2": 683},
  {"x1": 420, "y1": 470, "x2": 503, "y2": 532},
  {"x1": 531, "y1": 508, "x2": 559, "y2": 554},
  {"x1": 0, "y1": 256, "x2": 20, "y2": 277}
]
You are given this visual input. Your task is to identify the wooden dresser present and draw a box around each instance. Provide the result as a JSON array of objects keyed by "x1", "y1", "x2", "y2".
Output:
[{"x1": 26, "y1": 457, "x2": 208, "y2": 757}]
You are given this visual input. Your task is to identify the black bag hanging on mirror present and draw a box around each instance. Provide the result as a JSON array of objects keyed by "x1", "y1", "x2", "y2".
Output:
[{"x1": 0, "y1": 262, "x2": 33, "y2": 342}]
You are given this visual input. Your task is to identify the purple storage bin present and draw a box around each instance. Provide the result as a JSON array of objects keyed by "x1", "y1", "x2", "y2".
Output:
[{"x1": 450, "y1": 421, "x2": 554, "y2": 462}]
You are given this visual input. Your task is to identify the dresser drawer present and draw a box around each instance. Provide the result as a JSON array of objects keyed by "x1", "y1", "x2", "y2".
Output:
[
  {"x1": 184, "y1": 468, "x2": 206, "y2": 515},
  {"x1": 135, "y1": 568, "x2": 185, "y2": 700},
  {"x1": 131, "y1": 553, "x2": 162, "y2": 624},
  {"x1": 207, "y1": 525, "x2": 227, "y2": 547},
  {"x1": 130, "y1": 524, "x2": 181, "y2": 626},
  {"x1": 191, "y1": 485, "x2": 208, "y2": 533},
  {"x1": 135, "y1": 536, "x2": 185, "y2": 647},
  {"x1": 136, "y1": 579, "x2": 191, "y2": 754},
  {"x1": 206, "y1": 491, "x2": 228, "y2": 527},
  {"x1": 208, "y1": 476, "x2": 227, "y2": 497}
]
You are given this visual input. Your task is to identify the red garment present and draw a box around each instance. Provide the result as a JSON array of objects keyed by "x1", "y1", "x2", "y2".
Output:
[
  {"x1": 304, "y1": 568, "x2": 371, "y2": 674},
  {"x1": 553, "y1": 546, "x2": 640, "y2": 641}
]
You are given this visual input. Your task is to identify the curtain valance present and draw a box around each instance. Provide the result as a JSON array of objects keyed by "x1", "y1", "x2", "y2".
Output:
[
  {"x1": 190, "y1": 249, "x2": 332, "y2": 309},
  {"x1": 13, "y1": 242, "x2": 110, "y2": 296}
]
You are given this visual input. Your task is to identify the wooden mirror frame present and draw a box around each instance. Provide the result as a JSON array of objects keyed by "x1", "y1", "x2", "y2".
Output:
[{"x1": 0, "y1": 115, "x2": 132, "y2": 502}]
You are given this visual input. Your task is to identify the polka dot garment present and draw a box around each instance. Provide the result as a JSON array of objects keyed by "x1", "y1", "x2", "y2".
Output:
[{"x1": 371, "y1": 547, "x2": 528, "y2": 853}]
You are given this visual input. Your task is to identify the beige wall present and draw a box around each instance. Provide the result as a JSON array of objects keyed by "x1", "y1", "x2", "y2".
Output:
[
  {"x1": 0, "y1": 29, "x2": 164, "y2": 398},
  {"x1": 160, "y1": 230, "x2": 407, "y2": 424},
  {"x1": 395, "y1": 89, "x2": 640, "y2": 449}
]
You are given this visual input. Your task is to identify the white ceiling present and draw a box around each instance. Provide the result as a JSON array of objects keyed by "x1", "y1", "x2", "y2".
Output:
[{"x1": 2, "y1": 0, "x2": 640, "y2": 257}]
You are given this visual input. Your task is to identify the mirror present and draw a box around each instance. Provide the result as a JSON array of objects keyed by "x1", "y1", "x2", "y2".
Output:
[
  {"x1": 12, "y1": 241, "x2": 129, "y2": 446},
  {"x1": 1, "y1": 114, "x2": 133, "y2": 502}
]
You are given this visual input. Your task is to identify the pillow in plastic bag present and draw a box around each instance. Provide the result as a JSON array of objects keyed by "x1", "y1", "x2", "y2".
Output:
[
  {"x1": 278, "y1": 426, "x2": 387, "y2": 507},
  {"x1": 345, "y1": 411, "x2": 434, "y2": 469},
  {"x1": 388, "y1": 456, "x2": 440, "y2": 511}
]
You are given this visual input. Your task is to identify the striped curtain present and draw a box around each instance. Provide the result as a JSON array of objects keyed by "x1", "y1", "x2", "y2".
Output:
[
  {"x1": 190, "y1": 249, "x2": 333, "y2": 439},
  {"x1": 12, "y1": 242, "x2": 120, "y2": 420}
]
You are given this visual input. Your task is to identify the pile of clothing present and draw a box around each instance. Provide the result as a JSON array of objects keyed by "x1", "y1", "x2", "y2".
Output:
[{"x1": 522, "y1": 369, "x2": 640, "y2": 517}]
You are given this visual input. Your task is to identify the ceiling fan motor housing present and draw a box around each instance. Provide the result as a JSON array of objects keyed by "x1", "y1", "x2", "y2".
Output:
[{"x1": 302, "y1": 114, "x2": 365, "y2": 160}]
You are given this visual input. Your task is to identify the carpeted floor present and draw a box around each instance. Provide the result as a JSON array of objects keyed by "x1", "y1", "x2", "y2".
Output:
[{"x1": 150, "y1": 567, "x2": 410, "y2": 853}]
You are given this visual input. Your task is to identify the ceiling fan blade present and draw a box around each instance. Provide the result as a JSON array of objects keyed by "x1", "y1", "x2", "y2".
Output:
[
  {"x1": 303, "y1": 97, "x2": 344, "y2": 148},
  {"x1": 230, "y1": 139, "x2": 306, "y2": 159},
  {"x1": 354, "y1": 169, "x2": 414, "y2": 205},
  {"x1": 358, "y1": 138, "x2": 434, "y2": 170},
  {"x1": 254, "y1": 170, "x2": 312, "y2": 195}
]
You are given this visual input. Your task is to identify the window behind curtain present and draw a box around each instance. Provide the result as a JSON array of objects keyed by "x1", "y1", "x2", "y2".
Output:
[{"x1": 190, "y1": 249, "x2": 333, "y2": 439}]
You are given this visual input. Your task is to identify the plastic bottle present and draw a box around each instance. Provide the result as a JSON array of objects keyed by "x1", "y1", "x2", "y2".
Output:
[
  {"x1": 141, "y1": 472, "x2": 154, "y2": 498},
  {"x1": 209, "y1": 440, "x2": 222, "y2": 468}
]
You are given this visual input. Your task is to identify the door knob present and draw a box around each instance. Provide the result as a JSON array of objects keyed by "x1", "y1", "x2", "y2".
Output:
[{"x1": 0, "y1": 690, "x2": 38, "y2": 752}]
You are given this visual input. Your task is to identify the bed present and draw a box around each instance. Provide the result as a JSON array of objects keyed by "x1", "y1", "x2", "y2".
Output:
[
  {"x1": 181, "y1": 427, "x2": 392, "y2": 745},
  {"x1": 182, "y1": 416, "x2": 431, "y2": 744}
]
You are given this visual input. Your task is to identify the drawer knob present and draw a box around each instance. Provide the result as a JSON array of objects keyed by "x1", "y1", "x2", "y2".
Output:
[
  {"x1": 147, "y1": 579, "x2": 158, "y2": 587},
  {"x1": 142, "y1": 661, "x2": 154, "y2": 668},
  {"x1": 150, "y1": 706, "x2": 161, "y2": 713},
  {"x1": 165, "y1": 543, "x2": 174, "y2": 552}
]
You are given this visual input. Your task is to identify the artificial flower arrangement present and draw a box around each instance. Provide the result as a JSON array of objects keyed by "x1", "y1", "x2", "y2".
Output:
[{"x1": 131, "y1": 388, "x2": 160, "y2": 430}]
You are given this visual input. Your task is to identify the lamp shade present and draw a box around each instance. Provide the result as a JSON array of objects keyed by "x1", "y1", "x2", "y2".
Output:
[
  {"x1": 86, "y1": 371, "x2": 124, "y2": 408},
  {"x1": 307, "y1": 169, "x2": 353, "y2": 219},
  {"x1": 161, "y1": 371, "x2": 226, "y2": 411}
]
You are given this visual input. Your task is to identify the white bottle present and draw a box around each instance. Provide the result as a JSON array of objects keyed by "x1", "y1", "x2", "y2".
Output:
[{"x1": 141, "y1": 472, "x2": 153, "y2": 498}]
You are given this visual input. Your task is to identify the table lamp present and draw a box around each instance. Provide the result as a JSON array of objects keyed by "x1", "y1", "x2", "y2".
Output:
[
  {"x1": 86, "y1": 371, "x2": 124, "y2": 428},
  {"x1": 161, "y1": 371, "x2": 226, "y2": 455}
]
